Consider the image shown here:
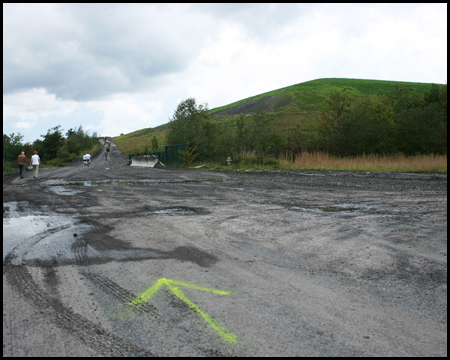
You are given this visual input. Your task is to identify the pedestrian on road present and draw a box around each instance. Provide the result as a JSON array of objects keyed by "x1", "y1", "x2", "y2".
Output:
[
  {"x1": 31, "y1": 151, "x2": 41, "y2": 179},
  {"x1": 83, "y1": 152, "x2": 91, "y2": 166},
  {"x1": 17, "y1": 151, "x2": 27, "y2": 178}
]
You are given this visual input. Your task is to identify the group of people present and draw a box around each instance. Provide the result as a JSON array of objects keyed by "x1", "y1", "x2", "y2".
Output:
[
  {"x1": 83, "y1": 138, "x2": 112, "y2": 165},
  {"x1": 16, "y1": 138, "x2": 112, "y2": 178},
  {"x1": 16, "y1": 151, "x2": 40, "y2": 179}
]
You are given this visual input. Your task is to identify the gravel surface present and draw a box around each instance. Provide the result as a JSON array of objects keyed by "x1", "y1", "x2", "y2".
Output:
[{"x1": 3, "y1": 141, "x2": 447, "y2": 356}]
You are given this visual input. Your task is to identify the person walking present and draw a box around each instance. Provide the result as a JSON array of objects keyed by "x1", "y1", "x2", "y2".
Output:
[
  {"x1": 31, "y1": 151, "x2": 41, "y2": 179},
  {"x1": 83, "y1": 152, "x2": 91, "y2": 166},
  {"x1": 16, "y1": 151, "x2": 27, "y2": 178},
  {"x1": 105, "y1": 142, "x2": 111, "y2": 160}
]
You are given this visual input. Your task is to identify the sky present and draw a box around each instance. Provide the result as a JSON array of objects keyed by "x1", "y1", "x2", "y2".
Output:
[{"x1": 3, "y1": 3, "x2": 447, "y2": 144}]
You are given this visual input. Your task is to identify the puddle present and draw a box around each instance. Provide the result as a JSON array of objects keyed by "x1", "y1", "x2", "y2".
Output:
[
  {"x1": 47, "y1": 186, "x2": 86, "y2": 196},
  {"x1": 290, "y1": 203, "x2": 383, "y2": 215},
  {"x1": 43, "y1": 178, "x2": 222, "y2": 187},
  {"x1": 3, "y1": 202, "x2": 207, "y2": 267},
  {"x1": 3, "y1": 201, "x2": 93, "y2": 265},
  {"x1": 48, "y1": 182, "x2": 97, "y2": 186},
  {"x1": 146, "y1": 207, "x2": 198, "y2": 216}
]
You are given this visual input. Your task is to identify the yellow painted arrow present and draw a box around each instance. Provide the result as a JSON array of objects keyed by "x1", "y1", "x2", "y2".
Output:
[{"x1": 127, "y1": 278, "x2": 237, "y2": 343}]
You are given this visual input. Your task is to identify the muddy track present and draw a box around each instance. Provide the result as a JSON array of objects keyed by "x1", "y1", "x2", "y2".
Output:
[
  {"x1": 3, "y1": 140, "x2": 447, "y2": 356},
  {"x1": 4, "y1": 265, "x2": 154, "y2": 357},
  {"x1": 83, "y1": 272, "x2": 157, "y2": 315}
]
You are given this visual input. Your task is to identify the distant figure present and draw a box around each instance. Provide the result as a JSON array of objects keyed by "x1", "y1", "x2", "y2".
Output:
[
  {"x1": 83, "y1": 153, "x2": 91, "y2": 166},
  {"x1": 105, "y1": 147, "x2": 110, "y2": 160},
  {"x1": 31, "y1": 151, "x2": 41, "y2": 179},
  {"x1": 16, "y1": 151, "x2": 27, "y2": 178}
]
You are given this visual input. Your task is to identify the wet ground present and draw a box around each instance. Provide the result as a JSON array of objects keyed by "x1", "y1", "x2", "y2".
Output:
[{"x1": 3, "y1": 142, "x2": 447, "y2": 356}]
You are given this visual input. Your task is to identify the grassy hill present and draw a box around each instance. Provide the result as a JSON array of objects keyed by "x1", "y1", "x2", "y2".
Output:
[
  {"x1": 210, "y1": 77, "x2": 434, "y2": 114},
  {"x1": 113, "y1": 78, "x2": 442, "y2": 155},
  {"x1": 208, "y1": 78, "x2": 440, "y2": 135}
]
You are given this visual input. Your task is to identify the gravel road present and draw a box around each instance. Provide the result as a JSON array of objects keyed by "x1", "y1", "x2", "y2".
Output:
[{"x1": 3, "y1": 141, "x2": 447, "y2": 356}]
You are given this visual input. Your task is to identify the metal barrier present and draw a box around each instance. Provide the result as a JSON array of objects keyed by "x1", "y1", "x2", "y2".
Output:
[
  {"x1": 164, "y1": 143, "x2": 187, "y2": 165},
  {"x1": 129, "y1": 143, "x2": 188, "y2": 166}
]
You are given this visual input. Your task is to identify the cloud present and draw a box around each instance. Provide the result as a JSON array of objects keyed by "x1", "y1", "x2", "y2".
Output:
[
  {"x1": 14, "y1": 121, "x2": 36, "y2": 129},
  {"x1": 2, "y1": 3, "x2": 447, "y2": 144},
  {"x1": 3, "y1": 88, "x2": 78, "y2": 120},
  {"x1": 87, "y1": 95, "x2": 164, "y2": 137},
  {"x1": 3, "y1": 3, "x2": 219, "y2": 101}
]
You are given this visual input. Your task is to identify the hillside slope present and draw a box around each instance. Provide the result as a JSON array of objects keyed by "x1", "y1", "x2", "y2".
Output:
[
  {"x1": 209, "y1": 78, "x2": 437, "y2": 116},
  {"x1": 114, "y1": 78, "x2": 443, "y2": 153}
]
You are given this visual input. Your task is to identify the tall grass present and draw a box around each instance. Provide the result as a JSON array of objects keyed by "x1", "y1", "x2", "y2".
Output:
[{"x1": 279, "y1": 152, "x2": 447, "y2": 173}]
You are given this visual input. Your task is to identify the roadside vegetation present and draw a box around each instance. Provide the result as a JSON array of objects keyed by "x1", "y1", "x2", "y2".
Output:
[
  {"x1": 112, "y1": 124, "x2": 167, "y2": 156},
  {"x1": 5, "y1": 78, "x2": 445, "y2": 174},
  {"x1": 3, "y1": 126, "x2": 101, "y2": 174},
  {"x1": 113, "y1": 79, "x2": 446, "y2": 173},
  {"x1": 186, "y1": 152, "x2": 447, "y2": 174}
]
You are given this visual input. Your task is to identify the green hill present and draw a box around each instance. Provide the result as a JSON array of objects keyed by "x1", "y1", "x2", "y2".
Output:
[
  {"x1": 207, "y1": 78, "x2": 440, "y2": 134},
  {"x1": 114, "y1": 78, "x2": 443, "y2": 154},
  {"x1": 210, "y1": 78, "x2": 435, "y2": 113}
]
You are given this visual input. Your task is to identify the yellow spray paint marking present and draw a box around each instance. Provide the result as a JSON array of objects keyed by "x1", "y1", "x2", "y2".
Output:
[{"x1": 127, "y1": 278, "x2": 238, "y2": 343}]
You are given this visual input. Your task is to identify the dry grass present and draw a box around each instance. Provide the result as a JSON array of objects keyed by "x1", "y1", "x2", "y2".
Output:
[{"x1": 279, "y1": 152, "x2": 447, "y2": 173}]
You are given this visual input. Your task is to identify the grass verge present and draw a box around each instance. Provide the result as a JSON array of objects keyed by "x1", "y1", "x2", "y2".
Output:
[
  {"x1": 279, "y1": 152, "x2": 447, "y2": 173},
  {"x1": 189, "y1": 152, "x2": 447, "y2": 174}
]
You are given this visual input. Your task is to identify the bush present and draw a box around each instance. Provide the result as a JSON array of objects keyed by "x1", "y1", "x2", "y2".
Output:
[{"x1": 3, "y1": 159, "x2": 17, "y2": 174}]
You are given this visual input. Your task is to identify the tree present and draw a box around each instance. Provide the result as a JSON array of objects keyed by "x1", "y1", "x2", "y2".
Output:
[
  {"x1": 151, "y1": 135, "x2": 159, "y2": 152},
  {"x1": 3, "y1": 132, "x2": 24, "y2": 148},
  {"x1": 40, "y1": 125, "x2": 65, "y2": 160},
  {"x1": 424, "y1": 83, "x2": 441, "y2": 105},
  {"x1": 315, "y1": 91, "x2": 351, "y2": 154},
  {"x1": 3, "y1": 132, "x2": 25, "y2": 164},
  {"x1": 65, "y1": 125, "x2": 98, "y2": 156},
  {"x1": 166, "y1": 98, "x2": 213, "y2": 160}
]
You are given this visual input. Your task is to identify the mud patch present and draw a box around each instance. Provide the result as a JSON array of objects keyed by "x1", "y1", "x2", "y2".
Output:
[
  {"x1": 167, "y1": 246, "x2": 218, "y2": 268},
  {"x1": 77, "y1": 245, "x2": 217, "y2": 268},
  {"x1": 70, "y1": 227, "x2": 217, "y2": 267}
]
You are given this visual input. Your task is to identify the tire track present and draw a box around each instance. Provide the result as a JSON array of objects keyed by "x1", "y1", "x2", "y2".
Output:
[
  {"x1": 82, "y1": 272, "x2": 157, "y2": 315},
  {"x1": 4, "y1": 264, "x2": 155, "y2": 357},
  {"x1": 71, "y1": 237, "x2": 88, "y2": 263}
]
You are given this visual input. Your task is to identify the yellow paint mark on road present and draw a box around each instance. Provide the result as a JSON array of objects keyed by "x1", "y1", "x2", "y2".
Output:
[{"x1": 127, "y1": 278, "x2": 237, "y2": 343}]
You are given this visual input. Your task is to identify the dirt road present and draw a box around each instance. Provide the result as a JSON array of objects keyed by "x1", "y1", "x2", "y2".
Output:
[{"x1": 3, "y1": 142, "x2": 447, "y2": 356}]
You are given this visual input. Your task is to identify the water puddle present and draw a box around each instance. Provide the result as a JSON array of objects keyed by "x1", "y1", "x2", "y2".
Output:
[
  {"x1": 43, "y1": 178, "x2": 222, "y2": 187},
  {"x1": 146, "y1": 207, "x2": 198, "y2": 216},
  {"x1": 3, "y1": 202, "x2": 204, "y2": 267},
  {"x1": 3, "y1": 201, "x2": 93, "y2": 265},
  {"x1": 290, "y1": 203, "x2": 383, "y2": 215}
]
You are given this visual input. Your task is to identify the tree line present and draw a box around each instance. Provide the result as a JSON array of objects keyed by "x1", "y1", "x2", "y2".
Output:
[
  {"x1": 166, "y1": 84, "x2": 447, "y2": 163},
  {"x1": 3, "y1": 125, "x2": 100, "y2": 172},
  {"x1": 315, "y1": 84, "x2": 447, "y2": 156}
]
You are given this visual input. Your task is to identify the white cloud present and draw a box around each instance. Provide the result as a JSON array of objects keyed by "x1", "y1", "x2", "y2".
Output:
[
  {"x1": 3, "y1": 88, "x2": 78, "y2": 120},
  {"x1": 3, "y1": 3, "x2": 220, "y2": 101},
  {"x1": 14, "y1": 121, "x2": 36, "y2": 129},
  {"x1": 2, "y1": 3, "x2": 447, "y2": 143},
  {"x1": 87, "y1": 95, "x2": 164, "y2": 137}
]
